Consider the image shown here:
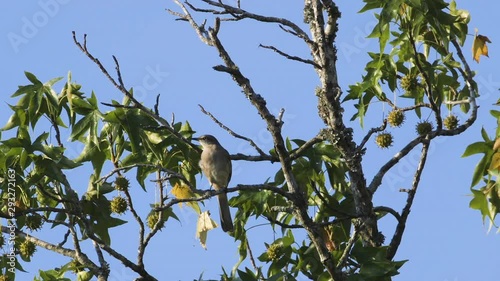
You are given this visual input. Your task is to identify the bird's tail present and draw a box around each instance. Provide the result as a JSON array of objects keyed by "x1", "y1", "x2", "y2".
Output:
[{"x1": 217, "y1": 193, "x2": 234, "y2": 232}]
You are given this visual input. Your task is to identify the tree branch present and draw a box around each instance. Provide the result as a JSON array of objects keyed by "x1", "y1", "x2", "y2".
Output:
[
  {"x1": 157, "y1": 183, "x2": 294, "y2": 211},
  {"x1": 72, "y1": 31, "x2": 199, "y2": 153},
  {"x1": 386, "y1": 141, "x2": 429, "y2": 260},
  {"x1": 193, "y1": 0, "x2": 314, "y2": 46},
  {"x1": 357, "y1": 120, "x2": 387, "y2": 152},
  {"x1": 259, "y1": 44, "x2": 320, "y2": 68},
  {"x1": 336, "y1": 228, "x2": 357, "y2": 269},
  {"x1": 198, "y1": 104, "x2": 271, "y2": 158}
]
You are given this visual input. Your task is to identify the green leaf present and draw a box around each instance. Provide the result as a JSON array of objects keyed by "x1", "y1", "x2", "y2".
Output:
[
  {"x1": 238, "y1": 268, "x2": 259, "y2": 281},
  {"x1": 25, "y1": 71, "x2": 42, "y2": 85},
  {"x1": 481, "y1": 127, "x2": 491, "y2": 142},
  {"x1": 77, "y1": 271, "x2": 94, "y2": 281},
  {"x1": 470, "y1": 188, "x2": 489, "y2": 222},
  {"x1": 470, "y1": 152, "x2": 492, "y2": 187},
  {"x1": 462, "y1": 142, "x2": 490, "y2": 158}
]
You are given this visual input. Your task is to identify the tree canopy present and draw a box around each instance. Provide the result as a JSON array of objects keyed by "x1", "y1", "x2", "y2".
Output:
[{"x1": 0, "y1": 1, "x2": 496, "y2": 281}]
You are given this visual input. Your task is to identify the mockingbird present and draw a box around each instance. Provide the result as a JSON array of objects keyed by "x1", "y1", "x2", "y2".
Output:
[{"x1": 195, "y1": 134, "x2": 234, "y2": 232}]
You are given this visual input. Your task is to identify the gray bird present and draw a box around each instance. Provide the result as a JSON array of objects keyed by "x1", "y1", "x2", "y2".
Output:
[{"x1": 195, "y1": 134, "x2": 234, "y2": 232}]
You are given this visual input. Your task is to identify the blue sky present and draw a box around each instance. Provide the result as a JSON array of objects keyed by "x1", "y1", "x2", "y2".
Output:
[{"x1": 1, "y1": 1, "x2": 500, "y2": 280}]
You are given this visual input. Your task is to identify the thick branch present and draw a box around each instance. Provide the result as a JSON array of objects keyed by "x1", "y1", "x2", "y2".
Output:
[{"x1": 1, "y1": 226, "x2": 100, "y2": 274}]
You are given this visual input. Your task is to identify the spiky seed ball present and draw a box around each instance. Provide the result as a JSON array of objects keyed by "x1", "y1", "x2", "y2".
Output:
[
  {"x1": 110, "y1": 196, "x2": 128, "y2": 214},
  {"x1": 25, "y1": 214, "x2": 43, "y2": 231},
  {"x1": 375, "y1": 132, "x2": 394, "y2": 148},
  {"x1": 400, "y1": 74, "x2": 418, "y2": 91},
  {"x1": 147, "y1": 212, "x2": 165, "y2": 230},
  {"x1": 19, "y1": 240, "x2": 36, "y2": 258},
  {"x1": 387, "y1": 110, "x2": 405, "y2": 127},
  {"x1": 114, "y1": 176, "x2": 130, "y2": 191},
  {"x1": 266, "y1": 244, "x2": 284, "y2": 262},
  {"x1": 416, "y1": 121, "x2": 433, "y2": 136},
  {"x1": 444, "y1": 115, "x2": 459, "y2": 130},
  {"x1": 70, "y1": 258, "x2": 84, "y2": 273}
]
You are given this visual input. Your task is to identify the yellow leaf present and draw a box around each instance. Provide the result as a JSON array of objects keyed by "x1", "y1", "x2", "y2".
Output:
[
  {"x1": 488, "y1": 152, "x2": 500, "y2": 172},
  {"x1": 472, "y1": 29, "x2": 491, "y2": 63},
  {"x1": 171, "y1": 183, "x2": 201, "y2": 213},
  {"x1": 171, "y1": 183, "x2": 194, "y2": 199},
  {"x1": 196, "y1": 211, "x2": 218, "y2": 249}
]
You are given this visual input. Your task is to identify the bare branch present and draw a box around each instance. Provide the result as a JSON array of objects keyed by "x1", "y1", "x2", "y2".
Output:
[
  {"x1": 123, "y1": 185, "x2": 146, "y2": 265},
  {"x1": 142, "y1": 171, "x2": 167, "y2": 267},
  {"x1": 386, "y1": 141, "x2": 430, "y2": 260},
  {"x1": 443, "y1": 98, "x2": 471, "y2": 105},
  {"x1": 157, "y1": 183, "x2": 294, "y2": 211},
  {"x1": 373, "y1": 206, "x2": 402, "y2": 222},
  {"x1": 259, "y1": 44, "x2": 320, "y2": 68},
  {"x1": 101, "y1": 102, "x2": 136, "y2": 109},
  {"x1": 336, "y1": 228, "x2": 358, "y2": 268},
  {"x1": 198, "y1": 104, "x2": 270, "y2": 157},
  {"x1": 231, "y1": 153, "x2": 276, "y2": 162},
  {"x1": 1, "y1": 226, "x2": 100, "y2": 273},
  {"x1": 289, "y1": 132, "x2": 326, "y2": 160},
  {"x1": 368, "y1": 136, "x2": 423, "y2": 194},
  {"x1": 245, "y1": 239, "x2": 260, "y2": 275},
  {"x1": 72, "y1": 31, "x2": 199, "y2": 152},
  {"x1": 193, "y1": 0, "x2": 313, "y2": 45},
  {"x1": 357, "y1": 120, "x2": 387, "y2": 152},
  {"x1": 168, "y1": 0, "x2": 213, "y2": 45}
]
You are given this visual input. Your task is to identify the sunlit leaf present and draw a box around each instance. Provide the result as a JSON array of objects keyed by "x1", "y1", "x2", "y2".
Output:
[
  {"x1": 472, "y1": 29, "x2": 491, "y2": 63},
  {"x1": 196, "y1": 211, "x2": 218, "y2": 249}
]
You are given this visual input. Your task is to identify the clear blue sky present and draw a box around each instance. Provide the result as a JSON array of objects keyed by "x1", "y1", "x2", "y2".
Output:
[{"x1": 1, "y1": 1, "x2": 500, "y2": 280}]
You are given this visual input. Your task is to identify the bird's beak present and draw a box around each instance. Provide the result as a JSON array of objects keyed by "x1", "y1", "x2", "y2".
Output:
[{"x1": 192, "y1": 137, "x2": 199, "y2": 141}]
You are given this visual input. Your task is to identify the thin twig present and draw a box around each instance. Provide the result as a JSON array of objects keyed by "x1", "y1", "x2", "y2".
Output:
[
  {"x1": 386, "y1": 141, "x2": 429, "y2": 260},
  {"x1": 246, "y1": 238, "x2": 260, "y2": 273},
  {"x1": 336, "y1": 228, "x2": 358, "y2": 268},
  {"x1": 289, "y1": 132, "x2": 326, "y2": 160},
  {"x1": 259, "y1": 44, "x2": 320, "y2": 68},
  {"x1": 194, "y1": 0, "x2": 314, "y2": 45},
  {"x1": 357, "y1": 120, "x2": 387, "y2": 152},
  {"x1": 72, "y1": 31, "x2": 199, "y2": 153},
  {"x1": 368, "y1": 136, "x2": 424, "y2": 194},
  {"x1": 373, "y1": 206, "x2": 402, "y2": 222},
  {"x1": 198, "y1": 104, "x2": 269, "y2": 157}
]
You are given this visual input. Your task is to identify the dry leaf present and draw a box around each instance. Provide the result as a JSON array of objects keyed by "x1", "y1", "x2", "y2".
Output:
[
  {"x1": 472, "y1": 29, "x2": 491, "y2": 63},
  {"x1": 196, "y1": 211, "x2": 218, "y2": 249}
]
